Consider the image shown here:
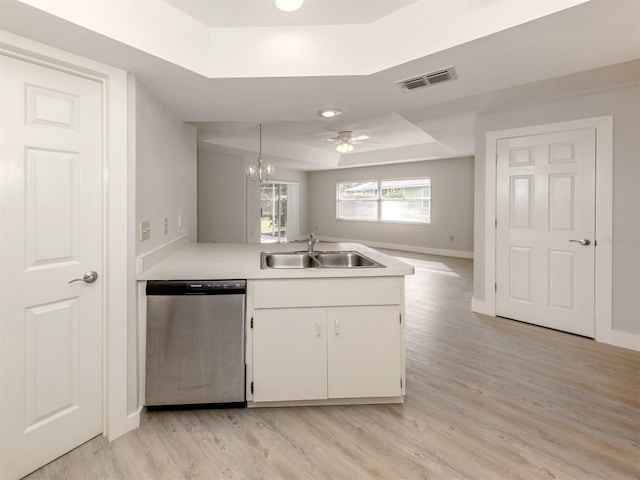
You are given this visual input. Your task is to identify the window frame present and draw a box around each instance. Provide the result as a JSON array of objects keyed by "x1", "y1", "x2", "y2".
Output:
[{"x1": 336, "y1": 177, "x2": 431, "y2": 225}]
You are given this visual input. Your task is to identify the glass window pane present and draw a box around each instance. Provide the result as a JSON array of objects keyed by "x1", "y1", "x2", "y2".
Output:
[
  {"x1": 381, "y1": 199, "x2": 430, "y2": 223},
  {"x1": 338, "y1": 181, "x2": 378, "y2": 199},
  {"x1": 381, "y1": 178, "x2": 430, "y2": 199},
  {"x1": 337, "y1": 181, "x2": 379, "y2": 220},
  {"x1": 338, "y1": 200, "x2": 378, "y2": 220},
  {"x1": 380, "y1": 178, "x2": 430, "y2": 223}
]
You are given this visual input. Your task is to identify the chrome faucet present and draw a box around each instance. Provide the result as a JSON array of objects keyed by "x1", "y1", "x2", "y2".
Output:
[{"x1": 307, "y1": 233, "x2": 318, "y2": 254}]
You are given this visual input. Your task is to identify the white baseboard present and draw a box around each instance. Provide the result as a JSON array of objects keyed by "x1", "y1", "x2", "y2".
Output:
[
  {"x1": 136, "y1": 234, "x2": 189, "y2": 274},
  {"x1": 471, "y1": 297, "x2": 495, "y2": 316},
  {"x1": 596, "y1": 329, "x2": 640, "y2": 352},
  {"x1": 107, "y1": 405, "x2": 141, "y2": 442},
  {"x1": 313, "y1": 235, "x2": 474, "y2": 259}
]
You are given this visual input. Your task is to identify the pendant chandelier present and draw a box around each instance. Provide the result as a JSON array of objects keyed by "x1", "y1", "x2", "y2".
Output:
[{"x1": 246, "y1": 123, "x2": 274, "y2": 182}]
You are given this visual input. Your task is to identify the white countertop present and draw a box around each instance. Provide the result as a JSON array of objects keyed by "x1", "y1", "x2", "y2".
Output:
[{"x1": 137, "y1": 242, "x2": 414, "y2": 280}]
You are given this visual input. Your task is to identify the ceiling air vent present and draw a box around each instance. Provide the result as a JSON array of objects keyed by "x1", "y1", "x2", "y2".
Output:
[{"x1": 397, "y1": 66, "x2": 457, "y2": 93}]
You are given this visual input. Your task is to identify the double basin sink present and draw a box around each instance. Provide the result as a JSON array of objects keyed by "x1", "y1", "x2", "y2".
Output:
[{"x1": 261, "y1": 251, "x2": 385, "y2": 269}]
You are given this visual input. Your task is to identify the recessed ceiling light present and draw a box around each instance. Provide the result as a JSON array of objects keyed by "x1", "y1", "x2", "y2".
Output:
[
  {"x1": 318, "y1": 108, "x2": 342, "y2": 119},
  {"x1": 275, "y1": 0, "x2": 304, "y2": 13}
]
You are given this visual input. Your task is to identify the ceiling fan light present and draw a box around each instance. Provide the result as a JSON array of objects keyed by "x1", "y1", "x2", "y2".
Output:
[
  {"x1": 318, "y1": 108, "x2": 341, "y2": 118},
  {"x1": 275, "y1": 0, "x2": 304, "y2": 13},
  {"x1": 336, "y1": 142, "x2": 354, "y2": 154}
]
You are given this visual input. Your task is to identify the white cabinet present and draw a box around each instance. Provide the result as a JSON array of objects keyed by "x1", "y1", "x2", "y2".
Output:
[
  {"x1": 252, "y1": 309, "x2": 327, "y2": 403},
  {"x1": 248, "y1": 277, "x2": 405, "y2": 405},
  {"x1": 327, "y1": 306, "x2": 401, "y2": 399},
  {"x1": 251, "y1": 305, "x2": 402, "y2": 403}
]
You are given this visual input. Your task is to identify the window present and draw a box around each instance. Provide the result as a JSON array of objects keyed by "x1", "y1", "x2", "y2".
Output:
[
  {"x1": 336, "y1": 181, "x2": 379, "y2": 221},
  {"x1": 337, "y1": 178, "x2": 430, "y2": 224}
]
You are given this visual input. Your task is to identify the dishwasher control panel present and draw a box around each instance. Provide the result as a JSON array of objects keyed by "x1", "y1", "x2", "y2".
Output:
[{"x1": 146, "y1": 280, "x2": 246, "y2": 295}]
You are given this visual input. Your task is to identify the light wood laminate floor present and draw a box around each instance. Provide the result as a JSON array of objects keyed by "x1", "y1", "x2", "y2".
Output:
[{"x1": 25, "y1": 252, "x2": 639, "y2": 480}]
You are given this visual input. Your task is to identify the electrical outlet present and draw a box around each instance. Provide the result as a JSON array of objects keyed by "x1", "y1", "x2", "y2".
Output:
[
  {"x1": 163, "y1": 217, "x2": 169, "y2": 234},
  {"x1": 140, "y1": 220, "x2": 150, "y2": 241}
]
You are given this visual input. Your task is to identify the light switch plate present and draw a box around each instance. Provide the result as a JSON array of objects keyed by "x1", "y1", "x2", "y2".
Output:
[{"x1": 140, "y1": 220, "x2": 150, "y2": 241}]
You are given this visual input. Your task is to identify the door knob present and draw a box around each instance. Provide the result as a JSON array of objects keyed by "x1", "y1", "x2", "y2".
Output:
[
  {"x1": 569, "y1": 239, "x2": 591, "y2": 246},
  {"x1": 69, "y1": 271, "x2": 99, "y2": 284}
]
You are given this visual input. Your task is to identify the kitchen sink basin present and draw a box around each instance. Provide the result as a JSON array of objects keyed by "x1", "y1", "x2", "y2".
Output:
[
  {"x1": 261, "y1": 252, "x2": 320, "y2": 269},
  {"x1": 314, "y1": 252, "x2": 381, "y2": 268},
  {"x1": 260, "y1": 251, "x2": 384, "y2": 269}
]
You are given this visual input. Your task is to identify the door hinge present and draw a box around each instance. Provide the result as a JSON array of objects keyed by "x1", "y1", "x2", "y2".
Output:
[
  {"x1": 495, "y1": 283, "x2": 497, "y2": 292},
  {"x1": 250, "y1": 382, "x2": 254, "y2": 394},
  {"x1": 400, "y1": 377, "x2": 403, "y2": 388},
  {"x1": 250, "y1": 317, "x2": 253, "y2": 328},
  {"x1": 594, "y1": 240, "x2": 598, "y2": 247},
  {"x1": 495, "y1": 218, "x2": 498, "y2": 228},
  {"x1": 399, "y1": 313, "x2": 402, "y2": 324}
]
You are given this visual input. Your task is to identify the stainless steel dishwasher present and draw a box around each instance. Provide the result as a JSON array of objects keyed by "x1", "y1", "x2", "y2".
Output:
[{"x1": 145, "y1": 280, "x2": 246, "y2": 407}]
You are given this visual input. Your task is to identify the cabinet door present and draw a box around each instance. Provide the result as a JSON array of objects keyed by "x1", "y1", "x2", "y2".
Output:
[
  {"x1": 328, "y1": 306, "x2": 402, "y2": 399},
  {"x1": 252, "y1": 309, "x2": 327, "y2": 402}
]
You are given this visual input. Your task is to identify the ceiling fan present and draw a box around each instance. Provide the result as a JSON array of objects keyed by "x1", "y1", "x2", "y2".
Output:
[{"x1": 326, "y1": 130, "x2": 371, "y2": 153}]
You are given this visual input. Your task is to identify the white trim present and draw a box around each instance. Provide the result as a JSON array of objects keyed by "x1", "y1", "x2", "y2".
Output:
[
  {"x1": 0, "y1": 30, "x2": 138, "y2": 439},
  {"x1": 104, "y1": 58, "x2": 137, "y2": 440},
  {"x1": 265, "y1": 180, "x2": 300, "y2": 185},
  {"x1": 592, "y1": 117, "x2": 616, "y2": 348},
  {"x1": 470, "y1": 297, "x2": 494, "y2": 316},
  {"x1": 315, "y1": 235, "x2": 473, "y2": 259},
  {"x1": 137, "y1": 281, "x2": 148, "y2": 406},
  {"x1": 595, "y1": 329, "x2": 640, "y2": 352},
  {"x1": 136, "y1": 233, "x2": 190, "y2": 274},
  {"x1": 480, "y1": 116, "x2": 638, "y2": 351}
]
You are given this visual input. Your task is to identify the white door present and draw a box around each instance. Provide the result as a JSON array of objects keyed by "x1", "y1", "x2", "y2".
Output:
[
  {"x1": 328, "y1": 306, "x2": 402, "y2": 399},
  {"x1": 0, "y1": 54, "x2": 104, "y2": 479},
  {"x1": 252, "y1": 309, "x2": 327, "y2": 402},
  {"x1": 496, "y1": 128, "x2": 596, "y2": 337}
]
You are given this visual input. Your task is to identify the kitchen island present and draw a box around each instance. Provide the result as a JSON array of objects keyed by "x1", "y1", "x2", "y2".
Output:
[{"x1": 138, "y1": 241, "x2": 414, "y2": 407}]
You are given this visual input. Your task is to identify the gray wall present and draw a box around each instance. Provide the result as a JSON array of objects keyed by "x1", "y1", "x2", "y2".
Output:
[
  {"x1": 198, "y1": 150, "x2": 247, "y2": 242},
  {"x1": 197, "y1": 150, "x2": 310, "y2": 243},
  {"x1": 129, "y1": 75, "x2": 197, "y2": 413},
  {"x1": 308, "y1": 157, "x2": 474, "y2": 255},
  {"x1": 132, "y1": 77, "x2": 197, "y2": 255},
  {"x1": 474, "y1": 84, "x2": 640, "y2": 335}
]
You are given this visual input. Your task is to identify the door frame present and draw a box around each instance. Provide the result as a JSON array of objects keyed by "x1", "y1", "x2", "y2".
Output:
[
  {"x1": 0, "y1": 31, "x2": 137, "y2": 441},
  {"x1": 477, "y1": 116, "x2": 628, "y2": 348}
]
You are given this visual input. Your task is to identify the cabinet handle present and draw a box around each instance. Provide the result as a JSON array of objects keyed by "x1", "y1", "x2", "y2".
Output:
[
  {"x1": 316, "y1": 319, "x2": 320, "y2": 337},
  {"x1": 335, "y1": 317, "x2": 340, "y2": 335}
]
